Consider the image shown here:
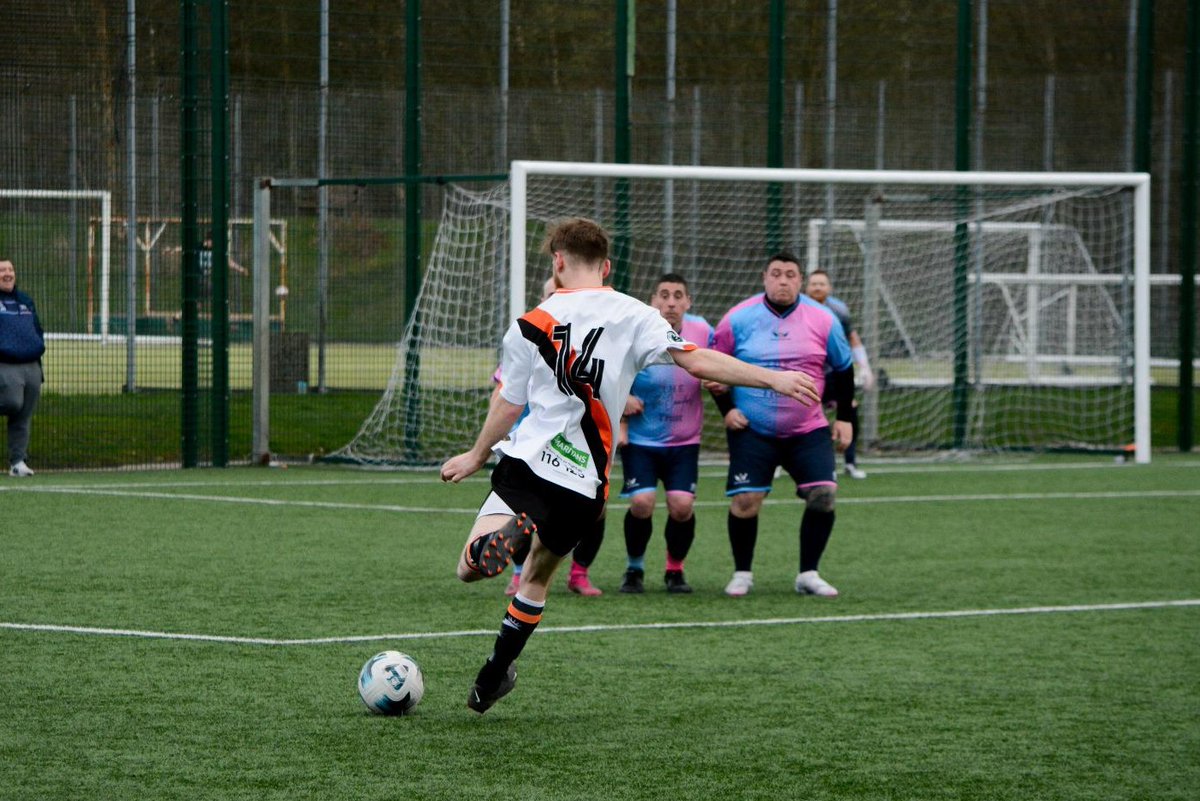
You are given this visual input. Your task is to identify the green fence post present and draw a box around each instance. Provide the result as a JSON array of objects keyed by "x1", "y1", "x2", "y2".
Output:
[
  {"x1": 952, "y1": 0, "x2": 973, "y2": 449},
  {"x1": 613, "y1": 0, "x2": 633, "y2": 293},
  {"x1": 402, "y1": 0, "x2": 424, "y2": 462},
  {"x1": 1181, "y1": 0, "x2": 1198, "y2": 451},
  {"x1": 180, "y1": 0, "x2": 200, "y2": 468},
  {"x1": 766, "y1": 0, "x2": 784, "y2": 252},
  {"x1": 210, "y1": 0, "x2": 231, "y2": 467}
]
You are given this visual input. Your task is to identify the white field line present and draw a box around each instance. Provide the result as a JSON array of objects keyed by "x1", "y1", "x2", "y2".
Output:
[
  {"x1": 8, "y1": 456, "x2": 1200, "y2": 493},
  {"x1": 3, "y1": 485, "x2": 1199, "y2": 515},
  {"x1": 0, "y1": 486, "x2": 454, "y2": 514},
  {"x1": 2, "y1": 599, "x2": 1197, "y2": 647},
  {"x1": 0, "y1": 455, "x2": 1195, "y2": 494}
]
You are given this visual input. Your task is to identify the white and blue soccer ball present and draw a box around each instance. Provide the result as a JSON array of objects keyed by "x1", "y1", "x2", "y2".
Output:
[{"x1": 357, "y1": 650, "x2": 425, "y2": 715}]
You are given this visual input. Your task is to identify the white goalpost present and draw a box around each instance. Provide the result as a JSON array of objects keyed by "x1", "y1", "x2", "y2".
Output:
[{"x1": 336, "y1": 162, "x2": 1151, "y2": 466}]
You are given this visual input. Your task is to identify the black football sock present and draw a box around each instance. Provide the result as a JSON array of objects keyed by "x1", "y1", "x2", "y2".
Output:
[
  {"x1": 845, "y1": 404, "x2": 860, "y2": 465},
  {"x1": 728, "y1": 512, "x2": 758, "y2": 572},
  {"x1": 477, "y1": 594, "x2": 544, "y2": 690},
  {"x1": 799, "y1": 509, "x2": 835, "y2": 573},
  {"x1": 571, "y1": 513, "x2": 606, "y2": 568},
  {"x1": 624, "y1": 509, "x2": 653, "y2": 561},
  {"x1": 664, "y1": 515, "x2": 696, "y2": 562}
]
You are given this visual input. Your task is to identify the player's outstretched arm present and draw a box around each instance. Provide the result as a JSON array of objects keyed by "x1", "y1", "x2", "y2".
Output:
[
  {"x1": 440, "y1": 395, "x2": 525, "y2": 483},
  {"x1": 670, "y1": 348, "x2": 820, "y2": 405}
]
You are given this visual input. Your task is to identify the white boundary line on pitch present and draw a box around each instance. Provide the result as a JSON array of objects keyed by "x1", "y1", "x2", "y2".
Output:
[
  {"x1": 2, "y1": 600, "x2": 1197, "y2": 646},
  {"x1": 6, "y1": 457, "x2": 1200, "y2": 493},
  {"x1": 4, "y1": 485, "x2": 1200, "y2": 515}
]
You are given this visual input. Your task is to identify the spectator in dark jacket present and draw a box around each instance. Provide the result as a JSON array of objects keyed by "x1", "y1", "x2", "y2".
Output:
[{"x1": 0, "y1": 259, "x2": 45, "y2": 476}]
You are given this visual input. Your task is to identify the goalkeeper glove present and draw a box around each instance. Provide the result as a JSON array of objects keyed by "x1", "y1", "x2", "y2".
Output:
[{"x1": 852, "y1": 345, "x2": 876, "y2": 391}]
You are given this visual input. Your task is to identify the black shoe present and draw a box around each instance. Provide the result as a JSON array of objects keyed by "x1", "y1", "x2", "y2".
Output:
[
  {"x1": 468, "y1": 513, "x2": 537, "y2": 578},
  {"x1": 619, "y1": 568, "x2": 645, "y2": 593},
  {"x1": 664, "y1": 570, "x2": 693, "y2": 594},
  {"x1": 467, "y1": 662, "x2": 517, "y2": 714}
]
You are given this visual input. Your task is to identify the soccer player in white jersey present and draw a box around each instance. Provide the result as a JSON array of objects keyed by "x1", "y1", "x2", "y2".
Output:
[
  {"x1": 440, "y1": 218, "x2": 822, "y2": 714},
  {"x1": 618, "y1": 273, "x2": 715, "y2": 595},
  {"x1": 496, "y1": 276, "x2": 608, "y2": 598}
]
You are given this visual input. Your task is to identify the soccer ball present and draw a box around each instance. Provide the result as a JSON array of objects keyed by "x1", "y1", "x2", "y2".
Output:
[{"x1": 357, "y1": 650, "x2": 425, "y2": 715}]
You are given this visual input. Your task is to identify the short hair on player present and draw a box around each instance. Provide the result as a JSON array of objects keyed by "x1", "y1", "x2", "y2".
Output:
[
  {"x1": 542, "y1": 217, "x2": 609, "y2": 264},
  {"x1": 807, "y1": 268, "x2": 831, "y2": 281},
  {"x1": 766, "y1": 251, "x2": 802, "y2": 269},
  {"x1": 655, "y1": 272, "x2": 690, "y2": 294}
]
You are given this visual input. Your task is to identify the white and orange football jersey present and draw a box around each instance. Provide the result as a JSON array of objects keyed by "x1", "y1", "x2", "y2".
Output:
[{"x1": 495, "y1": 286, "x2": 696, "y2": 499}]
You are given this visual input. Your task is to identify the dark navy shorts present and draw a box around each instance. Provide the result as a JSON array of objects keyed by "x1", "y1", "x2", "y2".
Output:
[
  {"x1": 486, "y1": 456, "x2": 606, "y2": 557},
  {"x1": 618, "y1": 443, "x2": 700, "y2": 498},
  {"x1": 725, "y1": 426, "x2": 836, "y2": 495}
]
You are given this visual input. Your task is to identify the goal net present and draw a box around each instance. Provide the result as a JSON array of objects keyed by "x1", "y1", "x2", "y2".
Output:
[{"x1": 335, "y1": 162, "x2": 1150, "y2": 465}]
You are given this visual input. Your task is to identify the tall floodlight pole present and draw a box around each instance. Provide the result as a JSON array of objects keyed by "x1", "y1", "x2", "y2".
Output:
[
  {"x1": 125, "y1": 0, "x2": 137, "y2": 393},
  {"x1": 1134, "y1": 0, "x2": 1154, "y2": 173},
  {"x1": 664, "y1": 0, "x2": 676, "y2": 272},
  {"x1": 821, "y1": 0, "x2": 837, "y2": 271},
  {"x1": 791, "y1": 82, "x2": 804, "y2": 249},
  {"x1": 1180, "y1": 0, "x2": 1198, "y2": 451},
  {"x1": 497, "y1": 0, "x2": 511, "y2": 337},
  {"x1": 1161, "y1": 70, "x2": 1174, "y2": 275},
  {"x1": 952, "y1": 0, "x2": 973, "y2": 448},
  {"x1": 500, "y1": 0, "x2": 510, "y2": 169},
  {"x1": 612, "y1": 0, "x2": 634, "y2": 293},
  {"x1": 766, "y1": 0, "x2": 784, "y2": 252},
  {"x1": 1134, "y1": 0, "x2": 1155, "y2": 453},
  {"x1": 181, "y1": 0, "x2": 200, "y2": 467},
  {"x1": 210, "y1": 0, "x2": 231, "y2": 467},
  {"x1": 402, "y1": 0, "x2": 424, "y2": 460},
  {"x1": 971, "y1": 0, "x2": 988, "y2": 387},
  {"x1": 70, "y1": 96, "x2": 79, "y2": 331},
  {"x1": 317, "y1": 0, "x2": 330, "y2": 392},
  {"x1": 1124, "y1": 0, "x2": 1139, "y2": 170}
]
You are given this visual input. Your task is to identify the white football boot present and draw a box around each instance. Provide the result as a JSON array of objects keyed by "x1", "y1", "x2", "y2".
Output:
[
  {"x1": 724, "y1": 571, "x2": 754, "y2": 598},
  {"x1": 795, "y1": 570, "x2": 839, "y2": 598}
]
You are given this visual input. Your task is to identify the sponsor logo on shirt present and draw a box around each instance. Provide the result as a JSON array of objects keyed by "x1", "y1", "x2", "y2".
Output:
[{"x1": 549, "y1": 433, "x2": 590, "y2": 468}]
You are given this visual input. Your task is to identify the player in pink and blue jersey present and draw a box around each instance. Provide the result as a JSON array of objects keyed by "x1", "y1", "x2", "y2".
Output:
[
  {"x1": 618, "y1": 274, "x2": 715, "y2": 594},
  {"x1": 710, "y1": 252, "x2": 854, "y2": 598}
]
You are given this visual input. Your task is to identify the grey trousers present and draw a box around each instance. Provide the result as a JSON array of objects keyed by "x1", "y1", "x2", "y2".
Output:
[{"x1": 0, "y1": 361, "x2": 42, "y2": 465}]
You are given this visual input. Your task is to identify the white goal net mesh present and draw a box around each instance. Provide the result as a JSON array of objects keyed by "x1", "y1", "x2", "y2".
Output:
[{"x1": 335, "y1": 168, "x2": 1142, "y2": 465}]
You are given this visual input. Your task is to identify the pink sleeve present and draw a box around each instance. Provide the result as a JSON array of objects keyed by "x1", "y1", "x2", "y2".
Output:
[{"x1": 712, "y1": 314, "x2": 734, "y2": 356}]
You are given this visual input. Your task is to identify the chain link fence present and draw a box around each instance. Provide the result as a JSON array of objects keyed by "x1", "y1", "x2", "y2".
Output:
[{"x1": 0, "y1": 0, "x2": 1195, "y2": 468}]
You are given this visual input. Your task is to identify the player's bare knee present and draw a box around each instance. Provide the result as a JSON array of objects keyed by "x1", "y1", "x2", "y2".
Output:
[
  {"x1": 800, "y1": 485, "x2": 837, "y2": 513},
  {"x1": 666, "y1": 496, "x2": 694, "y2": 522},
  {"x1": 628, "y1": 493, "x2": 656, "y2": 519},
  {"x1": 730, "y1": 492, "x2": 764, "y2": 518}
]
